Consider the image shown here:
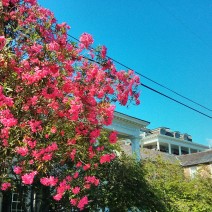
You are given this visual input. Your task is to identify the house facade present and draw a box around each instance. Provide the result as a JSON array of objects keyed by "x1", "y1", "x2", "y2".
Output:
[
  {"x1": 141, "y1": 127, "x2": 208, "y2": 155},
  {"x1": 111, "y1": 112, "x2": 209, "y2": 158}
]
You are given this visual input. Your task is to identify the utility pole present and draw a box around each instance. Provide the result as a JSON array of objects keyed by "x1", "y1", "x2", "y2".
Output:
[{"x1": 0, "y1": 0, "x2": 4, "y2": 36}]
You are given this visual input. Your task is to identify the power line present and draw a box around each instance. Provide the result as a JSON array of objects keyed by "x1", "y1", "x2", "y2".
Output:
[
  {"x1": 141, "y1": 83, "x2": 211, "y2": 119},
  {"x1": 67, "y1": 33, "x2": 212, "y2": 112},
  {"x1": 107, "y1": 56, "x2": 212, "y2": 112}
]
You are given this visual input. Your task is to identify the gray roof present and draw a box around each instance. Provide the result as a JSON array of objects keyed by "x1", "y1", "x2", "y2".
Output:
[
  {"x1": 140, "y1": 148, "x2": 178, "y2": 163},
  {"x1": 120, "y1": 143, "x2": 212, "y2": 166},
  {"x1": 177, "y1": 149, "x2": 212, "y2": 167},
  {"x1": 120, "y1": 143, "x2": 178, "y2": 163}
]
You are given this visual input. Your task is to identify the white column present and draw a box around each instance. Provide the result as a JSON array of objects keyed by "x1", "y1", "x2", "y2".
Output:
[
  {"x1": 157, "y1": 141, "x2": 160, "y2": 151},
  {"x1": 179, "y1": 146, "x2": 182, "y2": 155},
  {"x1": 131, "y1": 136, "x2": 141, "y2": 161},
  {"x1": 188, "y1": 148, "x2": 191, "y2": 154},
  {"x1": 168, "y1": 143, "x2": 171, "y2": 154}
]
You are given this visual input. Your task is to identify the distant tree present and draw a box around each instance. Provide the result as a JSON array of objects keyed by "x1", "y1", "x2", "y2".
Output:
[
  {"x1": 0, "y1": 0, "x2": 140, "y2": 211},
  {"x1": 143, "y1": 155, "x2": 212, "y2": 212}
]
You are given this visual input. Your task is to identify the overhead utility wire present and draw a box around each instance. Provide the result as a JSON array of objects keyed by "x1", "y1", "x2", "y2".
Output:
[
  {"x1": 67, "y1": 34, "x2": 212, "y2": 112},
  {"x1": 82, "y1": 55, "x2": 211, "y2": 119},
  {"x1": 72, "y1": 50, "x2": 212, "y2": 119},
  {"x1": 141, "y1": 83, "x2": 211, "y2": 119},
  {"x1": 106, "y1": 56, "x2": 212, "y2": 112}
]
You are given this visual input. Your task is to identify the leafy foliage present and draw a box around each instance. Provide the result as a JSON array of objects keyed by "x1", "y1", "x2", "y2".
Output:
[
  {"x1": 88, "y1": 153, "x2": 166, "y2": 212},
  {"x1": 143, "y1": 154, "x2": 212, "y2": 212}
]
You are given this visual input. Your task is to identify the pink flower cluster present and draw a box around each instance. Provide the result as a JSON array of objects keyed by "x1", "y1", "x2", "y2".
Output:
[
  {"x1": 0, "y1": 36, "x2": 6, "y2": 51},
  {"x1": 21, "y1": 171, "x2": 37, "y2": 185},
  {"x1": 13, "y1": 166, "x2": 22, "y2": 175},
  {"x1": 16, "y1": 146, "x2": 28, "y2": 157},
  {"x1": 70, "y1": 196, "x2": 88, "y2": 210},
  {"x1": 100, "y1": 153, "x2": 116, "y2": 164},
  {"x1": 79, "y1": 33, "x2": 94, "y2": 49},
  {"x1": 109, "y1": 131, "x2": 118, "y2": 144},
  {"x1": 40, "y1": 176, "x2": 58, "y2": 186},
  {"x1": 32, "y1": 142, "x2": 58, "y2": 161},
  {"x1": 1, "y1": 182, "x2": 11, "y2": 191},
  {"x1": 84, "y1": 176, "x2": 99, "y2": 186},
  {"x1": 0, "y1": 110, "x2": 17, "y2": 127},
  {"x1": 53, "y1": 179, "x2": 71, "y2": 201}
]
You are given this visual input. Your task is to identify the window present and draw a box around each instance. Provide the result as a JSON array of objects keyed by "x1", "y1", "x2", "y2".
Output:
[
  {"x1": 190, "y1": 166, "x2": 197, "y2": 179},
  {"x1": 11, "y1": 193, "x2": 24, "y2": 212}
]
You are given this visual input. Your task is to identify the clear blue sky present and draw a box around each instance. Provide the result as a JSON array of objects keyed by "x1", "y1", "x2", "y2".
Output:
[{"x1": 38, "y1": 0, "x2": 212, "y2": 146}]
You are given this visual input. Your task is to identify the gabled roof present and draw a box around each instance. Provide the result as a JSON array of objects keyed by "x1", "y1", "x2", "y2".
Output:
[
  {"x1": 177, "y1": 149, "x2": 212, "y2": 167},
  {"x1": 114, "y1": 111, "x2": 150, "y2": 127}
]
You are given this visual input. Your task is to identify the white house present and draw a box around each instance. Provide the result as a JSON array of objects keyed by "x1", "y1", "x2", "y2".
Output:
[
  {"x1": 105, "y1": 111, "x2": 150, "y2": 160},
  {"x1": 109, "y1": 112, "x2": 209, "y2": 159},
  {"x1": 141, "y1": 127, "x2": 208, "y2": 155}
]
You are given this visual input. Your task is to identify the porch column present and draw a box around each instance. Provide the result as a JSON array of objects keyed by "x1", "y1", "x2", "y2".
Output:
[
  {"x1": 188, "y1": 148, "x2": 191, "y2": 154},
  {"x1": 157, "y1": 141, "x2": 160, "y2": 151},
  {"x1": 179, "y1": 146, "x2": 182, "y2": 155},
  {"x1": 131, "y1": 136, "x2": 141, "y2": 161},
  {"x1": 168, "y1": 143, "x2": 171, "y2": 154}
]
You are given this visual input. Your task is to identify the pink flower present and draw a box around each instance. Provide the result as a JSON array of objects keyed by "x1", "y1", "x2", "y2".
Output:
[
  {"x1": 47, "y1": 41, "x2": 60, "y2": 51},
  {"x1": 101, "y1": 46, "x2": 107, "y2": 59},
  {"x1": 24, "y1": 0, "x2": 37, "y2": 5},
  {"x1": 72, "y1": 186, "x2": 80, "y2": 195},
  {"x1": 70, "y1": 198, "x2": 78, "y2": 206},
  {"x1": 90, "y1": 129, "x2": 100, "y2": 139},
  {"x1": 83, "y1": 164, "x2": 90, "y2": 171},
  {"x1": 13, "y1": 166, "x2": 22, "y2": 175},
  {"x1": 0, "y1": 36, "x2": 6, "y2": 51},
  {"x1": 67, "y1": 139, "x2": 76, "y2": 145},
  {"x1": 66, "y1": 175, "x2": 72, "y2": 182},
  {"x1": 100, "y1": 153, "x2": 116, "y2": 164},
  {"x1": 21, "y1": 171, "x2": 37, "y2": 185},
  {"x1": 1, "y1": 182, "x2": 11, "y2": 191},
  {"x1": 28, "y1": 120, "x2": 42, "y2": 133},
  {"x1": 77, "y1": 196, "x2": 88, "y2": 210},
  {"x1": 79, "y1": 33, "x2": 94, "y2": 49},
  {"x1": 76, "y1": 161, "x2": 82, "y2": 168},
  {"x1": 40, "y1": 176, "x2": 58, "y2": 186},
  {"x1": 109, "y1": 131, "x2": 118, "y2": 144},
  {"x1": 45, "y1": 142, "x2": 58, "y2": 152},
  {"x1": 84, "y1": 176, "x2": 99, "y2": 186},
  {"x1": 50, "y1": 126, "x2": 57, "y2": 133},
  {"x1": 42, "y1": 153, "x2": 52, "y2": 161},
  {"x1": 53, "y1": 193, "x2": 63, "y2": 201},
  {"x1": 16, "y1": 147, "x2": 28, "y2": 157},
  {"x1": 73, "y1": 172, "x2": 79, "y2": 179},
  {"x1": 84, "y1": 184, "x2": 91, "y2": 189},
  {"x1": 0, "y1": 117, "x2": 17, "y2": 127},
  {"x1": 2, "y1": 139, "x2": 8, "y2": 147},
  {"x1": 70, "y1": 149, "x2": 76, "y2": 161},
  {"x1": 2, "y1": 0, "x2": 10, "y2": 7}
]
